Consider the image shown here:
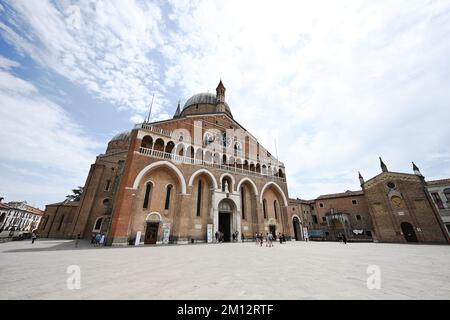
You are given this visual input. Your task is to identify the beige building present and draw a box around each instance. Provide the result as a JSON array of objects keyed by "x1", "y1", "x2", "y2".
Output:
[
  {"x1": 426, "y1": 178, "x2": 450, "y2": 236},
  {"x1": 0, "y1": 201, "x2": 43, "y2": 238}
]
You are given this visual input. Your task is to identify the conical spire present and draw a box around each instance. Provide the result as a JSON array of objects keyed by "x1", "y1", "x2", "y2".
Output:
[
  {"x1": 379, "y1": 157, "x2": 388, "y2": 173},
  {"x1": 173, "y1": 100, "x2": 181, "y2": 118},
  {"x1": 412, "y1": 161, "x2": 423, "y2": 177},
  {"x1": 358, "y1": 171, "x2": 364, "y2": 186},
  {"x1": 217, "y1": 79, "x2": 225, "y2": 90},
  {"x1": 216, "y1": 79, "x2": 225, "y2": 103}
]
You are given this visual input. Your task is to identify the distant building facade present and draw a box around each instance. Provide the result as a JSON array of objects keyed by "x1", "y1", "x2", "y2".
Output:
[
  {"x1": 287, "y1": 160, "x2": 449, "y2": 244},
  {"x1": 0, "y1": 201, "x2": 43, "y2": 238},
  {"x1": 426, "y1": 178, "x2": 450, "y2": 236}
]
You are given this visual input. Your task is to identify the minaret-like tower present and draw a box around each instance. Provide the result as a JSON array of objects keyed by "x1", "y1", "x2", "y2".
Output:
[
  {"x1": 412, "y1": 161, "x2": 424, "y2": 177},
  {"x1": 173, "y1": 100, "x2": 181, "y2": 118},
  {"x1": 379, "y1": 157, "x2": 388, "y2": 173},
  {"x1": 358, "y1": 171, "x2": 364, "y2": 186},
  {"x1": 216, "y1": 80, "x2": 226, "y2": 112}
]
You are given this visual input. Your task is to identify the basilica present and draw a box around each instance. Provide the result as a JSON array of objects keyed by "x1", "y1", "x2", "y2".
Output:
[
  {"x1": 38, "y1": 81, "x2": 449, "y2": 245},
  {"x1": 39, "y1": 81, "x2": 290, "y2": 245}
]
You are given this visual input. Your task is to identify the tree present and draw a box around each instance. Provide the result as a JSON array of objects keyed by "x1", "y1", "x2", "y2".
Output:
[{"x1": 66, "y1": 186, "x2": 84, "y2": 201}]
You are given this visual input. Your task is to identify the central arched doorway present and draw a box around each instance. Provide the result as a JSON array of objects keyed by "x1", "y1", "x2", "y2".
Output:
[
  {"x1": 293, "y1": 216, "x2": 301, "y2": 240},
  {"x1": 218, "y1": 199, "x2": 236, "y2": 242},
  {"x1": 145, "y1": 213, "x2": 161, "y2": 245},
  {"x1": 401, "y1": 222, "x2": 418, "y2": 243}
]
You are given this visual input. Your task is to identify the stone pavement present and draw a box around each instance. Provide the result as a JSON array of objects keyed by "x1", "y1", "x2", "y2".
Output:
[{"x1": 0, "y1": 239, "x2": 449, "y2": 299}]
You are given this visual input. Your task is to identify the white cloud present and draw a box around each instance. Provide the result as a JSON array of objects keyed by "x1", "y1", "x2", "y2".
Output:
[
  {"x1": 0, "y1": 55, "x2": 20, "y2": 70},
  {"x1": 0, "y1": 62, "x2": 100, "y2": 207},
  {"x1": 1, "y1": 0, "x2": 165, "y2": 116}
]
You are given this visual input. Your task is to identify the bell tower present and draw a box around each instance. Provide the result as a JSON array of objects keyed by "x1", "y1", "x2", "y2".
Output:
[{"x1": 216, "y1": 80, "x2": 226, "y2": 112}]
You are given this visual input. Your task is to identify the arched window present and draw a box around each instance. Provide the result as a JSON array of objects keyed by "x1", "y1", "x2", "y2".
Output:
[
  {"x1": 196, "y1": 180, "x2": 202, "y2": 217},
  {"x1": 141, "y1": 135, "x2": 153, "y2": 149},
  {"x1": 274, "y1": 200, "x2": 278, "y2": 220},
  {"x1": 143, "y1": 182, "x2": 153, "y2": 209},
  {"x1": 93, "y1": 217, "x2": 103, "y2": 232},
  {"x1": 103, "y1": 199, "x2": 111, "y2": 214},
  {"x1": 241, "y1": 187, "x2": 246, "y2": 220},
  {"x1": 165, "y1": 141, "x2": 175, "y2": 154},
  {"x1": 263, "y1": 199, "x2": 267, "y2": 219},
  {"x1": 165, "y1": 184, "x2": 173, "y2": 210}
]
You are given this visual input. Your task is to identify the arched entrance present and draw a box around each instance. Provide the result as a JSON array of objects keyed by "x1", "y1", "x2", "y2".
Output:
[
  {"x1": 293, "y1": 216, "x2": 301, "y2": 240},
  {"x1": 218, "y1": 199, "x2": 236, "y2": 242},
  {"x1": 145, "y1": 213, "x2": 161, "y2": 245},
  {"x1": 401, "y1": 222, "x2": 418, "y2": 243},
  {"x1": 330, "y1": 219, "x2": 344, "y2": 241}
]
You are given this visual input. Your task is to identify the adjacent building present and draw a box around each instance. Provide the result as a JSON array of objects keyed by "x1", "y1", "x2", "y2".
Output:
[
  {"x1": 426, "y1": 178, "x2": 450, "y2": 236},
  {"x1": 286, "y1": 160, "x2": 449, "y2": 244},
  {"x1": 0, "y1": 201, "x2": 43, "y2": 238},
  {"x1": 359, "y1": 159, "x2": 449, "y2": 244}
]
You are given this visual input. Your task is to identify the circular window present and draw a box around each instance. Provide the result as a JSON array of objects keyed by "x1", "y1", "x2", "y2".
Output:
[{"x1": 387, "y1": 182, "x2": 396, "y2": 189}]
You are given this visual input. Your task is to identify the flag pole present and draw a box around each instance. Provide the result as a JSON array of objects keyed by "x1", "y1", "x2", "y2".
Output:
[{"x1": 146, "y1": 93, "x2": 155, "y2": 123}]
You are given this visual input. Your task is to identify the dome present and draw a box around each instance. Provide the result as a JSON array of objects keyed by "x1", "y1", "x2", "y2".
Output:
[
  {"x1": 181, "y1": 92, "x2": 232, "y2": 117},
  {"x1": 110, "y1": 131, "x2": 131, "y2": 142}
]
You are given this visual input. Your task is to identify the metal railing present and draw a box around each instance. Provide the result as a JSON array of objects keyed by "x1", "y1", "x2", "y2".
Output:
[
  {"x1": 138, "y1": 147, "x2": 286, "y2": 182},
  {"x1": 135, "y1": 123, "x2": 285, "y2": 168}
]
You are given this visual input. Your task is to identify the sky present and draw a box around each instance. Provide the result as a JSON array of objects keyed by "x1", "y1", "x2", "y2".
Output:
[{"x1": 1, "y1": 0, "x2": 450, "y2": 209}]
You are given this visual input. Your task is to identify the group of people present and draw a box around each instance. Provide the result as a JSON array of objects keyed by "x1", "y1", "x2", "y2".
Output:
[
  {"x1": 254, "y1": 232, "x2": 285, "y2": 247},
  {"x1": 91, "y1": 233, "x2": 106, "y2": 246},
  {"x1": 214, "y1": 231, "x2": 225, "y2": 243},
  {"x1": 215, "y1": 230, "x2": 243, "y2": 243}
]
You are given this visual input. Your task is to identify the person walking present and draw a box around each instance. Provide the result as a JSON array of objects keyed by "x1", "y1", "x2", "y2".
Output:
[
  {"x1": 255, "y1": 232, "x2": 259, "y2": 245},
  {"x1": 31, "y1": 231, "x2": 37, "y2": 244},
  {"x1": 75, "y1": 233, "x2": 81, "y2": 248},
  {"x1": 99, "y1": 233, "x2": 105, "y2": 246},
  {"x1": 267, "y1": 232, "x2": 273, "y2": 247},
  {"x1": 94, "y1": 233, "x2": 101, "y2": 246},
  {"x1": 215, "y1": 231, "x2": 219, "y2": 243},
  {"x1": 279, "y1": 233, "x2": 283, "y2": 244},
  {"x1": 342, "y1": 233, "x2": 347, "y2": 244}
]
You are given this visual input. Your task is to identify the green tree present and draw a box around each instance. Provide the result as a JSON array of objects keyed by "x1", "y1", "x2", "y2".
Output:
[{"x1": 66, "y1": 186, "x2": 84, "y2": 201}]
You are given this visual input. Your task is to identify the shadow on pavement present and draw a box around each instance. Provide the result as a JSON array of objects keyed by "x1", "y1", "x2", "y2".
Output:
[{"x1": 1, "y1": 239, "x2": 110, "y2": 253}]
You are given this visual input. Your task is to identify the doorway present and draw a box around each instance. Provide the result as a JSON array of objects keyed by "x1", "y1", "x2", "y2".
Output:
[
  {"x1": 293, "y1": 217, "x2": 301, "y2": 240},
  {"x1": 401, "y1": 222, "x2": 418, "y2": 242},
  {"x1": 269, "y1": 225, "x2": 276, "y2": 239},
  {"x1": 219, "y1": 212, "x2": 231, "y2": 242},
  {"x1": 144, "y1": 222, "x2": 159, "y2": 244}
]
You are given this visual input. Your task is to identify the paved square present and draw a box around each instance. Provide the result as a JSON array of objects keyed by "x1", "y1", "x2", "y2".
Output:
[{"x1": 0, "y1": 239, "x2": 449, "y2": 299}]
